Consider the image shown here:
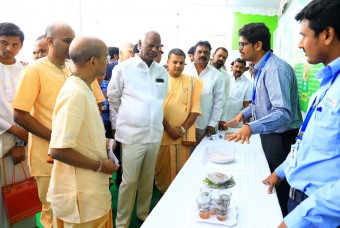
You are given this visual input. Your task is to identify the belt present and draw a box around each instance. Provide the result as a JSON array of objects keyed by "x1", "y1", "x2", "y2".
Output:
[{"x1": 289, "y1": 188, "x2": 308, "y2": 203}]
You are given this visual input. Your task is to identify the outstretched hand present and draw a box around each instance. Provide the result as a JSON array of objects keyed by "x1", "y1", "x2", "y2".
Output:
[{"x1": 225, "y1": 125, "x2": 252, "y2": 144}]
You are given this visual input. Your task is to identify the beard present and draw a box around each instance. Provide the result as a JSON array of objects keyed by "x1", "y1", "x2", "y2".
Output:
[{"x1": 214, "y1": 61, "x2": 223, "y2": 69}]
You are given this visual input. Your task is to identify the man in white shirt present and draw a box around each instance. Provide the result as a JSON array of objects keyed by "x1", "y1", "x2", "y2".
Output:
[
  {"x1": 0, "y1": 22, "x2": 36, "y2": 228},
  {"x1": 210, "y1": 47, "x2": 231, "y2": 131},
  {"x1": 184, "y1": 40, "x2": 225, "y2": 145},
  {"x1": 108, "y1": 31, "x2": 168, "y2": 228},
  {"x1": 226, "y1": 58, "x2": 252, "y2": 127}
]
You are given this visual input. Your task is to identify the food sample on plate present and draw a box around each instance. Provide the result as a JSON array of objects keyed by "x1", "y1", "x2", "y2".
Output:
[
  {"x1": 206, "y1": 172, "x2": 231, "y2": 184},
  {"x1": 203, "y1": 176, "x2": 235, "y2": 189},
  {"x1": 205, "y1": 146, "x2": 235, "y2": 164}
]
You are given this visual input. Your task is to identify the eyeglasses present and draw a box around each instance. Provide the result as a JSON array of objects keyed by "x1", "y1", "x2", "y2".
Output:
[
  {"x1": 84, "y1": 55, "x2": 111, "y2": 63},
  {"x1": 102, "y1": 55, "x2": 111, "y2": 63},
  {"x1": 238, "y1": 42, "x2": 252, "y2": 48}
]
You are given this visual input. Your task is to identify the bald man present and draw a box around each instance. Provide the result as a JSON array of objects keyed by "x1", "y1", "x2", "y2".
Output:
[
  {"x1": 108, "y1": 31, "x2": 168, "y2": 228},
  {"x1": 12, "y1": 22, "x2": 105, "y2": 228},
  {"x1": 47, "y1": 36, "x2": 118, "y2": 227}
]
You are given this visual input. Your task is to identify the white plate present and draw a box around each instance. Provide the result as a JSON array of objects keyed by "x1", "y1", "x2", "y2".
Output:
[
  {"x1": 193, "y1": 202, "x2": 237, "y2": 226},
  {"x1": 205, "y1": 145, "x2": 236, "y2": 164},
  {"x1": 207, "y1": 152, "x2": 234, "y2": 163}
]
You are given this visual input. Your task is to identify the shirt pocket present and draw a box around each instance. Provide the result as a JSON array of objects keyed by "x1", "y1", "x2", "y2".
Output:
[
  {"x1": 155, "y1": 82, "x2": 166, "y2": 100},
  {"x1": 313, "y1": 98, "x2": 340, "y2": 152}
]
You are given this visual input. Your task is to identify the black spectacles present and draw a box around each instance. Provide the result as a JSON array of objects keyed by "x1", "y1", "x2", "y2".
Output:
[{"x1": 238, "y1": 42, "x2": 252, "y2": 48}]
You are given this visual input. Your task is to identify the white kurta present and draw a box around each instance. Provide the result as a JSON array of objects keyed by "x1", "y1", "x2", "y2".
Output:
[
  {"x1": 107, "y1": 55, "x2": 168, "y2": 144},
  {"x1": 226, "y1": 74, "x2": 252, "y2": 124},
  {"x1": 183, "y1": 63, "x2": 225, "y2": 129},
  {"x1": 0, "y1": 62, "x2": 35, "y2": 228}
]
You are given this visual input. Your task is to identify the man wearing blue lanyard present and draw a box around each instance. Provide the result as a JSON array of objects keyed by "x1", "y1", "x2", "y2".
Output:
[
  {"x1": 263, "y1": 0, "x2": 340, "y2": 227},
  {"x1": 225, "y1": 22, "x2": 303, "y2": 216}
]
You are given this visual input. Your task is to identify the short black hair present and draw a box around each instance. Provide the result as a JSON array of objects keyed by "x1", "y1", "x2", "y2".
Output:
[
  {"x1": 194, "y1": 40, "x2": 212, "y2": 53},
  {"x1": 187, "y1": 45, "x2": 195, "y2": 55},
  {"x1": 108, "y1": 46, "x2": 119, "y2": 59},
  {"x1": 133, "y1": 43, "x2": 139, "y2": 54},
  {"x1": 213, "y1": 47, "x2": 228, "y2": 55},
  {"x1": 234, "y1": 58, "x2": 246, "y2": 66},
  {"x1": 0, "y1": 22, "x2": 24, "y2": 43},
  {"x1": 168, "y1": 48, "x2": 186, "y2": 59},
  {"x1": 238, "y1": 23, "x2": 271, "y2": 52},
  {"x1": 295, "y1": 0, "x2": 340, "y2": 38}
]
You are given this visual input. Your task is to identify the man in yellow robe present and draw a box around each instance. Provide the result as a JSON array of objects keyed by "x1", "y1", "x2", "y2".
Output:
[
  {"x1": 155, "y1": 48, "x2": 203, "y2": 194},
  {"x1": 48, "y1": 36, "x2": 118, "y2": 227},
  {"x1": 12, "y1": 22, "x2": 105, "y2": 228}
]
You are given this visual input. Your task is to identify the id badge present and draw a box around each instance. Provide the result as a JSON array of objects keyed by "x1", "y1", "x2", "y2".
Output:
[
  {"x1": 289, "y1": 144, "x2": 297, "y2": 168},
  {"x1": 251, "y1": 104, "x2": 256, "y2": 120}
]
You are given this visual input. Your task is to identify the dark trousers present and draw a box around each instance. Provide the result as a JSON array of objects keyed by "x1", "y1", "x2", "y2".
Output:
[
  {"x1": 114, "y1": 141, "x2": 123, "y2": 187},
  {"x1": 260, "y1": 128, "x2": 299, "y2": 216},
  {"x1": 287, "y1": 198, "x2": 300, "y2": 213}
]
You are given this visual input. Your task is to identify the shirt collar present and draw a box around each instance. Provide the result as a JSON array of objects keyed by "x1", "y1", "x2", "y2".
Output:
[
  {"x1": 134, "y1": 54, "x2": 155, "y2": 69},
  {"x1": 253, "y1": 51, "x2": 271, "y2": 74},
  {"x1": 316, "y1": 56, "x2": 340, "y2": 81}
]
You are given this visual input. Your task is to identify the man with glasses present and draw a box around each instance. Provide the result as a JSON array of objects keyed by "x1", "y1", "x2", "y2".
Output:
[
  {"x1": 184, "y1": 40, "x2": 225, "y2": 146},
  {"x1": 47, "y1": 36, "x2": 119, "y2": 227},
  {"x1": 225, "y1": 23, "x2": 302, "y2": 216},
  {"x1": 108, "y1": 31, "x2": 168, "y2": 228},
  {"x1": 33, "y1": 34, "x2": 48, "y2": 61},
  {"x1": 12, "y1": 22, "x2": 105, "y2": 228}
]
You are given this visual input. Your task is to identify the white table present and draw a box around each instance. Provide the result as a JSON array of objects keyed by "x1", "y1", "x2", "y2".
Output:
[{"x1": 142, "y1": 130, "x2": 283, "y2": 228}]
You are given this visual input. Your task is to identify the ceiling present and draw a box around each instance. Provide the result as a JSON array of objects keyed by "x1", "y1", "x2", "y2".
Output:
[{"x1": 180, "y1": 0, "x2": 287, "y2": 16}]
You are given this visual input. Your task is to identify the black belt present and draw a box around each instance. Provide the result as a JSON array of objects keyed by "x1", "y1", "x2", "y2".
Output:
[{"x1": 289, "y1": 188, "x2": 308, "y2": 203}]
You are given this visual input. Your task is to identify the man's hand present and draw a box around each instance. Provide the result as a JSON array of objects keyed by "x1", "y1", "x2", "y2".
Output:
[
  {"x1": 167, "y1": 127, "x2": 184, "y2": 140},
  {"x1": 10, "y1": 146, "x2": 25, "y2": 165},
  {"x1": 262, "y1": 172, "x2": 282, "y2": 194},
  {"x1": 101, "y1": 159, "x2": 119, "y2": 174},
  {"x1": 17, "y1": 127, "x2": 28, "y2": 143},
  {"x1": 226, "y1": 125, "x2": 252, "y2": 144},
  {"x1": 224, "y1": 113, "x2": 244, "y2": 128},
  {"x1": 218, "y1": 121, "x2": 228, "y2": 131},
  {"x1": 206, "y1": 126, "x2": 216, "y2": 137}
]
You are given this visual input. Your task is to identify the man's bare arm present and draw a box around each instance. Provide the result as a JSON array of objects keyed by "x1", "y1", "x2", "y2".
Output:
[{"x1": 14, "y1": 109, "x2": 51, "y2": 141}]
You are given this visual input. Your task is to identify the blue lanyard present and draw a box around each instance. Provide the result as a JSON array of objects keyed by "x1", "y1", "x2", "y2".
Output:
[
  {"x1": 296, "y1": 71, "x2": 339, "y2": 141},
  {"x1": 252, "y1": 52, "x2": 271, "y2": 104}
]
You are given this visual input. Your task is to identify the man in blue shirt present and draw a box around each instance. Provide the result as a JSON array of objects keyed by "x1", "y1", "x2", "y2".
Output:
[
  {"x1": 263, "y1": 0, "x2": 340, "y2": 227},
  {"x1": 225, "y1": 22, "x2": 303, "y2": 216}
]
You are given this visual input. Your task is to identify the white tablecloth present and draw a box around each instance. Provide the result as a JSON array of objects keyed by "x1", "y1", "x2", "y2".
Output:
[{"x1": 142, "y1": 130, "x2": 283, "y2": 228}]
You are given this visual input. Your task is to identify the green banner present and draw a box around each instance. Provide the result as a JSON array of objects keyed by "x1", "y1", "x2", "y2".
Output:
[{"x1": 295, "y1": 63, "x2": 322, "y2": 112}]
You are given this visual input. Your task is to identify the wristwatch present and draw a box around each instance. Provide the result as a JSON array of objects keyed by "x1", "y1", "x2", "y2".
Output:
[
  {"x1": 181, "y1": 126, "x2": 186, "y2": 133},
  {"x1": 15, "y1": 137, "x2": 25, "y2": 147}
]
